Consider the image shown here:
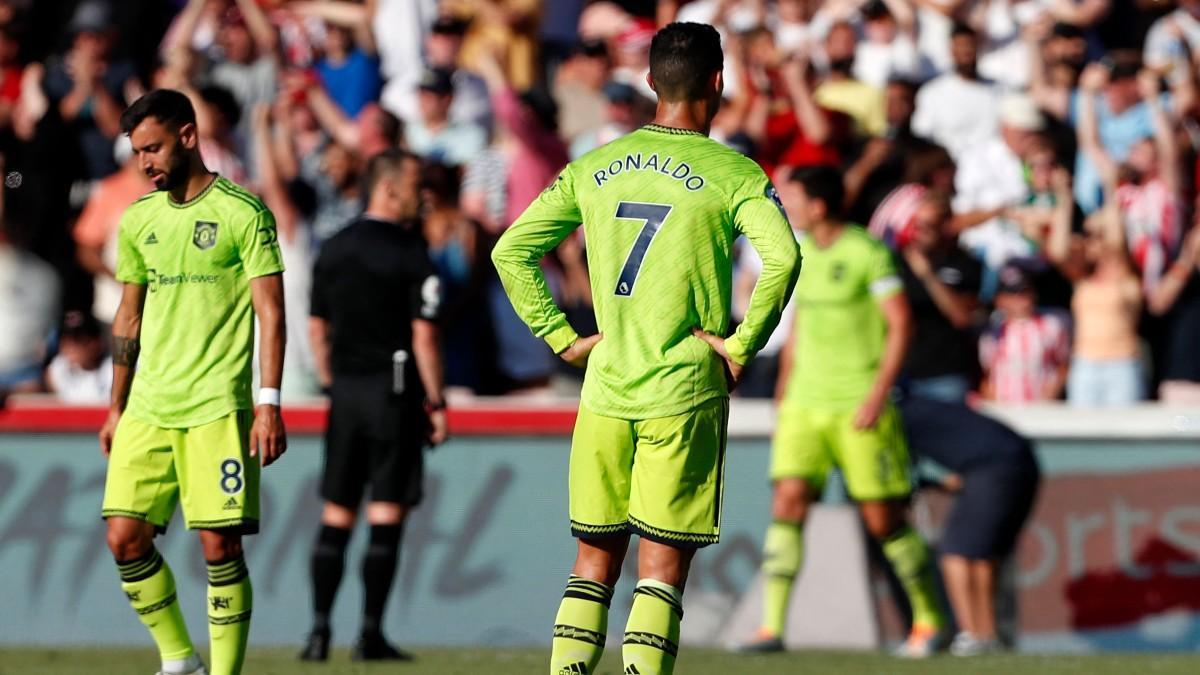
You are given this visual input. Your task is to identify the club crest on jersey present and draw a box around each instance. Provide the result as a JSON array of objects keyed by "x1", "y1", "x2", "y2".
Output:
[{"x1": 193, "y1": 221, "x2": 218, "y2": 250}]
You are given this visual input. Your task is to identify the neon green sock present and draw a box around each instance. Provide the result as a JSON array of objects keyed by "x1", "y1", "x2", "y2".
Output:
[
  {"x1": 623, "y1": 579, "x2": 683, "y2": 675},
  {"x1": 207, "y1": 556, "x2": 253, "y2": 675},
  {"x1": 881, "y1": 526, "x2": 944, "y2": 629},
  {"x1": 117, "y1": 548, "x2": 195, "y2": 662},
  {"x1": 761, "y1": 520, "x2": 804, "y2": 637},
  {"x1": 550, "y1": 575, "x2": 614, "y2": 675}
]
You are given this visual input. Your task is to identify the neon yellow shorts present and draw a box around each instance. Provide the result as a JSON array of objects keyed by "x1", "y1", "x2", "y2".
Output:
[
  {"x1": 770, "y1": 402, "x2": 911, "y2": 501},
  {"x1": 101, "y1": 410, "x2": 260, "y2": 533},
  {"x1": 569, "y1": 397, "x2": 729, "y2": 548}
]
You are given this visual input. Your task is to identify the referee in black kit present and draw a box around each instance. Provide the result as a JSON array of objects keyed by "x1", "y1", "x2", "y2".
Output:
[{"x1": 301, "y1": 149, "x2": 447, "y2": 662}]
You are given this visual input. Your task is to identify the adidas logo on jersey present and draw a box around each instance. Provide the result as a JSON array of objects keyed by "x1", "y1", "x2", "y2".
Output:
[
  {"x1": 559, "y1": 661, "x2": 589, "y2": 675},
  {"x1": 223, "y1": 497, "x2": 240, "y2": 510},
  {"x1": 144, "y1": 233, "x2": 158, "y2": 245}
]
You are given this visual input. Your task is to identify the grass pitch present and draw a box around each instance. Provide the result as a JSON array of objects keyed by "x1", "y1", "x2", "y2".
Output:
[{"x1": 3, "y1": 648, "x2": 1200, "y2": 675}]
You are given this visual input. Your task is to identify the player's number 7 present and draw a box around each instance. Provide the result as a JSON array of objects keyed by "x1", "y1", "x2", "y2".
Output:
[{"x1": 614, "y1": 201, "x2": 672, "y2": 297}]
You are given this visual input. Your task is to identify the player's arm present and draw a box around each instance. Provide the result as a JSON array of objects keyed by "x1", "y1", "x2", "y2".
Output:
[
  {"x1": 857, "y1": 243, "x2": 910, "y2": 429},
  {"x1": 858, "y1": 284, "x2": 911, "y2": 430},
  {"x1": 249, "y1": 273, "x2": 287, "y2": 466},
  {"x1": 491, "y1": 166, "x2": 597, "y2": 365},
  {"x1": 725, "y1": 182, "x2": 802, "y2": 368},
  {"x1": 100, "y1": 283, "x2": 146, "y2": 457}
]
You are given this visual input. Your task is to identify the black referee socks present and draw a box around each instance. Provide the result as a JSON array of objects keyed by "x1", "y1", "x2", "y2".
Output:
[
  {"x1": 310, "y1": 525, "x2": 352, "y2": 633},
  {"x1": 361, "y1": 523, "x2": 404, "y2": 636}
]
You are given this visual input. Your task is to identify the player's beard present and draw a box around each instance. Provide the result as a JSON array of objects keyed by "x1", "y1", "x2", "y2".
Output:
[{"x1": 152, "y1": 150, "x2": 190, "y2": 192}]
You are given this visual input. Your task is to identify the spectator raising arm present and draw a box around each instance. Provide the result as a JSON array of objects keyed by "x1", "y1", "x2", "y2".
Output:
[
  {"x1": 289, "y1": 0, "x2": 377, "y2": 55},
  {"x1": 1076, "y1": 62, "x2": 1119, "y2": 192},
  {"x1": 235, "y1": 0, "x2": 282, "y2": 63},
  {"x1": 1140, "y1": 69, "x2": 1182, "y2": 197}
]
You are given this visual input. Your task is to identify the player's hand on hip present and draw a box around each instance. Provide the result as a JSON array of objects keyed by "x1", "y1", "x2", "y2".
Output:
[
  {"x1": 250, "y1": 404, "x2": 288, "y2": 466},
  {"x1": 853, "y1": 391, "x2": 886, "y2": 430},
  {"x1": 99, "y1": 408, "x2": 121, "y2": 458},
  {"x1": 560, "y1": 333, "x2": 603, "y2": 368},
  {"x1": 692, "y1": 328, "x2": 744, "y2": 391},
  {"x1": 427, "y1": 409, "x2": 449, "y2": 447}
]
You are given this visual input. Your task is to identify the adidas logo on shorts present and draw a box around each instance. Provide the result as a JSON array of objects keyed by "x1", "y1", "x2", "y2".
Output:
[
  {"x1": 222, "y1": 497, "x2": 240, "y2": 510},
  {"x1": 145, "y1": 233, "x2": 158, "y2": 245}
]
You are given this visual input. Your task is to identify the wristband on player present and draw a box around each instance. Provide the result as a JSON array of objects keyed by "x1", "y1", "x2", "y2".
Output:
[
  {"x1": 425, "y1": 397, "x2": 447, "y2": 412},
  {"x1": 258, "y1": 387, "x2": 281, "y2": 407}
]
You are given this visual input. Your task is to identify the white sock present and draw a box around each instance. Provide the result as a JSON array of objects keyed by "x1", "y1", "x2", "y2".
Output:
[{"x1": 161, "y1": 653, "x2": 202, "y2": 674}]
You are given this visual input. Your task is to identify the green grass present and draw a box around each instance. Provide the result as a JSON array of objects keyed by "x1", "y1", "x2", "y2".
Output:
[{"x1": 3, "y1": 648, "x2": 1200, "y2": 675}]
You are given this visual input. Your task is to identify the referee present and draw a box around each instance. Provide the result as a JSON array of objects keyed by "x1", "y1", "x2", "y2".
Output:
[{"x1": 300, "y1": 149, "x2": 447, "y2": 662}]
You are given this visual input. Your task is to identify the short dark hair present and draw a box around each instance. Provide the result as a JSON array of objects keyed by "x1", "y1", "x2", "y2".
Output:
[
  {"x1": 649, "y1": 22, "x2": 723, "y2": 102},
  {"x1": 197, "y1": 84, "x2": 241, "y2": 128},
  {"x1": 119, "y1": 89, "x2": 196, "y2": 135},
  {"x1": 790, "y1": 166, "x2": 845, "y2": 219},
  {"x1": 950, "y1": 22, "x2": 977, "y2": 40},
  {"x1": 363, "y1": 148, "x2": 420, "y2": 196}
]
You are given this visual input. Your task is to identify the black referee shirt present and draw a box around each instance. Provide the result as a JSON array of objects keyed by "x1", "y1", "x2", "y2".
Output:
[{"x1": 311, "y1": 216, "x2": 441, "y2": 375}]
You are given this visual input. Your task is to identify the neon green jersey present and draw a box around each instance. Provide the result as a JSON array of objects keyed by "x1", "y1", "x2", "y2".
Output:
[
  {"x1": 492, "y1": 124, "x2": 801, "y2": 419},
  {"x1": 782, "y1": 225, "x2": 901, "y2": 410},
  {"x1": 115, "y1": 176, "x2": 285, "y2": 428}
]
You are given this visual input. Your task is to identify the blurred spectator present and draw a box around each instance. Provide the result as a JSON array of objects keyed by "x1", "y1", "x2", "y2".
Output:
[
  {"x1": 420, "y1": 160, "x2": 492, "y2": 393},
  {"x1": 953, "y1": 94, "x2": 1045, "y2": 277},
  {"x1": 853, "y1": 0, "x2": 926, "y2": 89},
  {"x1": 1142, "y1": 0, "x2": 1200, "y2": 84},
  {"x1": 425, "y1": 15, "x2": 492, "y2": 131},
  {"x1": 868, "y1": 143, "x2": 956, "y2": 249},
  {"x1": 45, "y1": 310, "x2": 111, "y2": 404},
  {"x1": 73, "y1": 138, "x2": 153, "y2": 323},
  {"x1": 1076, "y1": 62, "x2": 1182, "y2": 295},
  {"x1": 1069, "y1": 51, "x2": 1179, "y2": 215},
  {"x1": 195, "y1": 83, "x2": 248, "y2": 184},
  {"x1": 292, "y1": 0, "x2": 382, "y2": 118},
  {"x1": 569, "y1": 81, "x2": 643, "y2": 158},
  {"x1": 449, "y1": 0, "x2": 542, "y2": 91},
  {"x1": 844, "y1": 77, "x2": 936, "y2": 224},
  {"x1": 42, "y1": 0, "x2": 137, "y2": 181},
  {"x1": 815, "y1": 22, "x2": 886, "y2": 137},
  {"x1": 912, "y1": 23, "x2": 1000, "y2": 161},
  {"x1": 899, "y1": 193, "x2": 982, "y2": 403},
  {"x1": 553, "y1": 40, "x2": 611, "y2": 142},
  {"x1": 0, "y1": 222, "x2": 59, "y2": 394},
  {"x1": 405, "y1": 66, "x2": 487, "y2": 166},
  {"x1": 1149, "y1": 224, "x2": 1200, "y2": 403},
  {"x1": 0, "y1": 25, "x2": 23, "y2": 134},
  {"x1": 979, "y1": 264, "x2": 1071, "y2": 403}
]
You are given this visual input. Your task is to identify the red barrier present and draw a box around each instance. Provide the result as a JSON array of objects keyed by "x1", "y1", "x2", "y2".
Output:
[{"x1": 0, "y1": 400, "x2": 580, "y2": 436}]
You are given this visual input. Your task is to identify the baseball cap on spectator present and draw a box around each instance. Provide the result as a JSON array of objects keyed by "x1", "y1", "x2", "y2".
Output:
[
  {"x1": 418, "y1": 67, "x2": 454, "y2": 96},
  {"x1": 997, "y1": 264, "x2": 1033, "y2": 294},
  {"x1": 69, "y1": 0, "x2": 112, "y2": 34},
  {"x1": 862, "y1": 0, "x2": 892, "y2": 22},
  {"x1": 603, "y1": 81, "x2": 637, "y2": 105},
  {"x1": 431, "y1": 15, "x2": 469, "y2": 36},
  {"x1": 61, "y1": 311, "x2": 102, "y2": 340},
  {"x1": 999, "y1": 94, "x2": 1044, "y2": 132}
]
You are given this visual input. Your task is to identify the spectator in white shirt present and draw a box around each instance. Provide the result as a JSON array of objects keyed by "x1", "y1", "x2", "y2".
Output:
[
  {"x1": 912, "y1": 22, "x2": 1001, "y2": 160},
  {"x1": 954, "y1": 94, "x2": 1046, "y2": 275},
  {"x1": 0, "y1": 226, "x2": 59, "y2": 394},
  {"x1": 854, "y1": 0, "x2": 928, "y2": 89},
  {"x1": 46, "y1": 311, "x2": 112, "y2": 404},
  {"x1": 404, "y1": 67, "x2": 487, "y2": 166}
]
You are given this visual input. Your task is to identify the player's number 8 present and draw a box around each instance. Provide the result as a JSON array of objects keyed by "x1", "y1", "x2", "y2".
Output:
[
  {"x1": 614, "y1": 201, "x2": 673, "y2": 297},
  {"x1": 220, "y1": 459, "x2": 244, "y2": 494}
]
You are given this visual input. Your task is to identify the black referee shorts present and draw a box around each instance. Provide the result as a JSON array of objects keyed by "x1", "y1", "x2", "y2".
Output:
[{"x1": 321, "y1": 373, "x2": 428, "y2": 508}]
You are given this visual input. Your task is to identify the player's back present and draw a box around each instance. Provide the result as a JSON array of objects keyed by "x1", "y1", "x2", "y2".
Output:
[{"x1": 571, "y1": 124, "x2": 767, "y2": 419}]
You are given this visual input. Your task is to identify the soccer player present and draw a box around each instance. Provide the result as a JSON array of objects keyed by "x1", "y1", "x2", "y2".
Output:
[
  {"x1": 300, "y1": 149, "x2": 448, "y2": 662},
  {"x1": 99, "y1": 89, "x2": 287, "y2": 675},
  {"x1": 741, "y1": 166, "x2": 945, "y2": 657},
  {"x1": 492, "y1": 23, "x2": 801, "y2": 675}
]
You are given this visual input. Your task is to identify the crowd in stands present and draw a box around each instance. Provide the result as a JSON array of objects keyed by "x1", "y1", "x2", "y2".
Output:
[{"x1": 2, "y1": 0, "x2": 1200, "y2": 407}]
